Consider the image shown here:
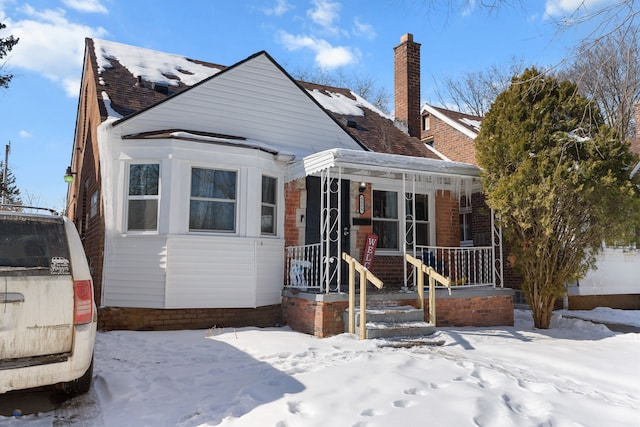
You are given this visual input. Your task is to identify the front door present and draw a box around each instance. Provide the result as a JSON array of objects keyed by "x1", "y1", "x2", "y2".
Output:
[{"x1": 305, "y1": 176, "x2": 350, "y2": 289}]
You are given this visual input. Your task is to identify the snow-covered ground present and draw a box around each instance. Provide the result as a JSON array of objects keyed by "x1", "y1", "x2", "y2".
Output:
[{"x1": 1, "y1": 309, "x2": 639, "y2": 426}]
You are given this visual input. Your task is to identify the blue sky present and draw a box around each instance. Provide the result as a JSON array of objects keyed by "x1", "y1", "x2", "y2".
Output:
[{"x1": 0, "y1": 0, "x2": 626, "y2": 212}]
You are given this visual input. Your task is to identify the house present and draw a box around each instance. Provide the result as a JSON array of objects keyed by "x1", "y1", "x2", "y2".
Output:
[
  {"x1": 66, "y1": 35, "x2": 513, "y2": 334},
  {"x1": 567, "y1": 103, "x2": 640, "y2": 310}
]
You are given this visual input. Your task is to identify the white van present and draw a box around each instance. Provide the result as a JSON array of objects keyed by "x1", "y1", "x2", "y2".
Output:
[{"x1": 0, "y1": 207, "x2": 97, "y2": 395}]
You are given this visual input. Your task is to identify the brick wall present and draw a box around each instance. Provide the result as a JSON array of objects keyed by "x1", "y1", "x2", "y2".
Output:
[
  {"x1": 422, "y1": 114, "x2": 477, "y2": 164},
  {"x1": 426, "y1": 294, "x2": 514, "y2": 327},
  {"x1": 282, "y1": 296, "x2": 349, "y2": 337},
  {"x1": 69, "y1": 55, "x2": 107, "y2": 306},
  {"x1": 98, "y1": 305, "x2": 283, "y2": 331},
  {"x1": 435, "y1": 191, "x2": 460, "y2": 247},
  {"x1": 284, "y1": 179, "x2": 304, "y2": 247},
  {"x1": 568, "y1": 294, "x2": 640, "y2": 310}
]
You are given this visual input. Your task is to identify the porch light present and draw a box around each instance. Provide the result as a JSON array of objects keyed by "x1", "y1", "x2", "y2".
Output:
[
  {"x1": 64, "y1": 166, "x2": 76, "y2": 183},
  {"x1": 359, "y1": 182, "x2": 367, "y2": 192}
]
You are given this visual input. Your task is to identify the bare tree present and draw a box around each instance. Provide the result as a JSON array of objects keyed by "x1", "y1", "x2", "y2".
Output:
[
  {"x1": 433, "y1": 59, "x2": 525, "y2": 116},
  {"x1": 291, "y1": 66, "x2": 392, "y2": 114},
  {"x1": 0, "y1": 22, "x2": 20, "y2": 89},
  {"x1": 560, "y1": 26, "x2": 640, "y2": 140}
]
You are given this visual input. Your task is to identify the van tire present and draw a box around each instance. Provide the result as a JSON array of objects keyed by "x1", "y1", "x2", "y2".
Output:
[{"x1": 60, "y1": 357, "x2": 94, "y2": 395}]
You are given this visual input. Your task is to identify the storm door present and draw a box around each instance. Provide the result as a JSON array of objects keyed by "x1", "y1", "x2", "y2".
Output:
[{"x1": 305, "y1": 175, "x2": 350, "y2": 291}]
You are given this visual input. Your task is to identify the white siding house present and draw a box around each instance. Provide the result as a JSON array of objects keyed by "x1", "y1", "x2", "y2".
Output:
[{"x1": 93, "y1": 50, "x2": 364, "y2": 310}]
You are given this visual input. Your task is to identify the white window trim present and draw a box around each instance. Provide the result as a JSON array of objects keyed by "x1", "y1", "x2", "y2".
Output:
[
  {"x1": 406, "y1": 192, "x2": 430, "y2": 248},
  {"x1": 261, "y1": 174, "x2": 278, "y2": 236},
  {"x1": 372, "y1": 188, "x2": 401, "y2": 254},
  {"x1": 124, "y1": 161, "x2": 160, "y2": 235},
  {"x1": 188, "y1": 166, "x2": 239, "y2": 235},
  {"x1": 460, "y1": 205, "x2": 473, "y2": 246}
]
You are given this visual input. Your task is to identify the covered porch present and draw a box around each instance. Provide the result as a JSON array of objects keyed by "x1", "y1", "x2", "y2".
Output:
[
  {"x1": 281, "y1": 149, "x2": 513, "y2": 337},
  {"x1": 283, "y1": 148, "x2": 504, "y2": 294}
]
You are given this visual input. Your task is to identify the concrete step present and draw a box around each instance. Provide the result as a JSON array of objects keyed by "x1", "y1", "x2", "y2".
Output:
[
  {"x1": 344, "y1": 305, "x2": 436, "y2": 339},
  {"x1": 360, "y1": 320, "x2": 436, "y2": 339},
  {"x1": 347, "y1": 305, "x2": 425, "y2": 327}
]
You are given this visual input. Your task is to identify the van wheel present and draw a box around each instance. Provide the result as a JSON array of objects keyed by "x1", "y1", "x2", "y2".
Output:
[{"x1": 60, "y1": 357, "x2": 94, "y2": 395}]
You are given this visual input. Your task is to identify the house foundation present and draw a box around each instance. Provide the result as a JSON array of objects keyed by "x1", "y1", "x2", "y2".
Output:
[{"x1": 97, "y1": 305, "x2": 283, "y2": 331}]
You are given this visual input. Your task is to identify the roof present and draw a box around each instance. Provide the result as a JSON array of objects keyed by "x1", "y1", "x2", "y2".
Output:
[
  {"x1": 288, "y1": 148, "x2": 483, "y2": 194},
  {"x1": 421, "y1": 104, "x2": 482, "y2": 139},
  {"x1": 85, "y1": 38, "x2": 441, "y2": 161}
]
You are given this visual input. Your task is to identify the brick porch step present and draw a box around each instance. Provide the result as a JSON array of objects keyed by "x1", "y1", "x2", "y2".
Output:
[{"x1": 344, "y1": 305, "x2": 436, "y2": 339}]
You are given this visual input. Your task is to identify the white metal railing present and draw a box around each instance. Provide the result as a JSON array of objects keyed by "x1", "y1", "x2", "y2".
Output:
[
  {"x1": 415, "y1": 246, "x2": 494, "y2": 287},
  {"x1": 286, "y1": 244, "x2": 495, "y2": 292},
  {"x1": 285, "y1": 243, "x2": 322, "y2": 291}
]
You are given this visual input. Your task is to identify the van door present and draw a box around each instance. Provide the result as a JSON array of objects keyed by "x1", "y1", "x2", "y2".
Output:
[{"x1": 0, "y1": 215, "x2": 74, "y2": 363}]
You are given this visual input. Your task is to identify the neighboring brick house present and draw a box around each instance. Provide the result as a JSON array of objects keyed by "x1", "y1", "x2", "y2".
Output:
[
  {"x1": 66, "y1": 36, "x2": 511, "y2": 333},
  {"x1": 421, "y1": 105, "x2": 481, "y2": 165}
]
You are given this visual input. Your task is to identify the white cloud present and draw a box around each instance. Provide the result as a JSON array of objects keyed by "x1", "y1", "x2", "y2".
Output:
[
  {"x1": 545, "y1": 0, "x2": 615, "y2": 17},
  {"x1": 19, "y1": 130, "x2": 31, "y2": 138},
  {"x1": 278, "y1": 31, "x2": 357, "y2": 69},
  {"x1": 4, "y1": 5, "x2": 108, "y2": 97},
  {"x1": 262, "y1": 0, "x2": 292, "y2": 16},
  {"x1": 61, "y1": 0, "x2": 108, "y2": 14},
  {"x1": 352, "y1": 17, "x2": 375, "y2": 40},
  {"x1": 307, "y1": 0, "x2": 341, "y2": 33}
]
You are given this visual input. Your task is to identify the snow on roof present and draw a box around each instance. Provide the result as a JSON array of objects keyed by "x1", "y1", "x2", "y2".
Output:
[
  {"x1": 459, "y1": 117, "x2": 481, "y2": 132},
  {"x1": 93, "y1": 39, "x2": 221, "y2": 87},
  {"x1": 307, "y1": 89, "x2": 393, "y2": 120},
  {"x1": 101, "y1": 91, "x2": 123, "y2": 119},
  {"x1": 168, "y1": 131, "x2": 295, "y2": 161}
]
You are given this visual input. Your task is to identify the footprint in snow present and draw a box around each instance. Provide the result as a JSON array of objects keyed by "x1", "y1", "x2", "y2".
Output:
[
  {"x1": 403, "y1": 387, "x2": 429, "y2": 396},
  {"x1": 392, "y1": 399, "x2": 417, "y2": 408},
  {"x1": 360, "y1": 408, "x2": 382, "y2": 417}
]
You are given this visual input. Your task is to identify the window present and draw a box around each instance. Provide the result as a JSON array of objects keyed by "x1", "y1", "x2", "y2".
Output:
[
  {"x1": 460, "y1": 197, "x2": 473, "y2": 245},
  {"x1": 261, "y1": 175, "x2": 277, "y2": 235},
  {"x1": 127, "y1": 164, "x2": 159, "y2": 231},
  {"x1": 422, "y1": 113, "x2": 430, "y2": 131},
  {"x1": 189, "y1": 168, "x2": 236, "y2": 232},
  {"x1": 423, "y1": 137, "x2": 435, "y2": 147},
  {"x1": 90, "y1": 190, "x2": 99, "y2": 218},
  {"x1": 373, "y1": 190, "x2": 399, "y2": 250},
  {"x1": 406, "y1": 193, "x2": 429, "y2": 247}
]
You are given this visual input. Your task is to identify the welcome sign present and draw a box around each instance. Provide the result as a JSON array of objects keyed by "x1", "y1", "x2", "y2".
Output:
[{"x1": 362, "y1": 234, "x2": 378, "y2": 270}]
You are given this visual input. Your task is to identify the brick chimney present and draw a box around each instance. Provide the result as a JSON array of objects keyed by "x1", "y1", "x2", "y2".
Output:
[{"x1": 394, "y1": 33, "x2": 421, "y2": 138}]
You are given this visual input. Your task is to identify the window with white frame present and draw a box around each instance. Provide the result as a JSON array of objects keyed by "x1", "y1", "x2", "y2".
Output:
[
  {"x1": 460, "y1": 196, "x2": 473, "y2": 246},
  {"x1": 406, "y1": 193, "x2": 429, "y2": 247},
  {"x1": 127, "y1": 163, "x2": 159, "y2": 231},
  {"x1": 373, "y1": 190, "x2": 399, "y2": 250},
  {"x1": 189, "y1": 167, "x2": 237, "y2": 232},
  {"x1": 261, "y1": 175, "x2": 277, "y2": 235},
  {"x1": 422, "y1": 113, "x2": 430, "y2": 131}
]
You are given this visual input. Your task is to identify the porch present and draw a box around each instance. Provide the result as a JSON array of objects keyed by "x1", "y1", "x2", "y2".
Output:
[{"x1": 281, "y1": 149, "x2": 513, "y2": 337}]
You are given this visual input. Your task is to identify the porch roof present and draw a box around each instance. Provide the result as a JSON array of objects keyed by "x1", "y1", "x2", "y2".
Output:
[{"x1": 287, "y1": 148, "x2": 484, "y2": 192}]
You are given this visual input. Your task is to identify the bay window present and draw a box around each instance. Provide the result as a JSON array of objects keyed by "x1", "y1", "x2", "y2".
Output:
[
  {"x1": 189, "y1": 168, "x2": 237, "y2": 232},
  {"x1": 127, "y1": 163, "x2": 159, "y2": 231},
  {"x1": 261, "y1": 175, "x2": 277, "y2": 235}
]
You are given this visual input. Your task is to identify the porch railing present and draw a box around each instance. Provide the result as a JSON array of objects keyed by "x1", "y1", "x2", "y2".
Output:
[
  {"x1": 415, "y1": 245, "x2": 493, "y2": 287},
  {"x1": 285, "y1": 243, "x2": 322, "y2": 291},
  {"x1": 285, "y1": 244, "x2": 495, "y2": 292}
]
